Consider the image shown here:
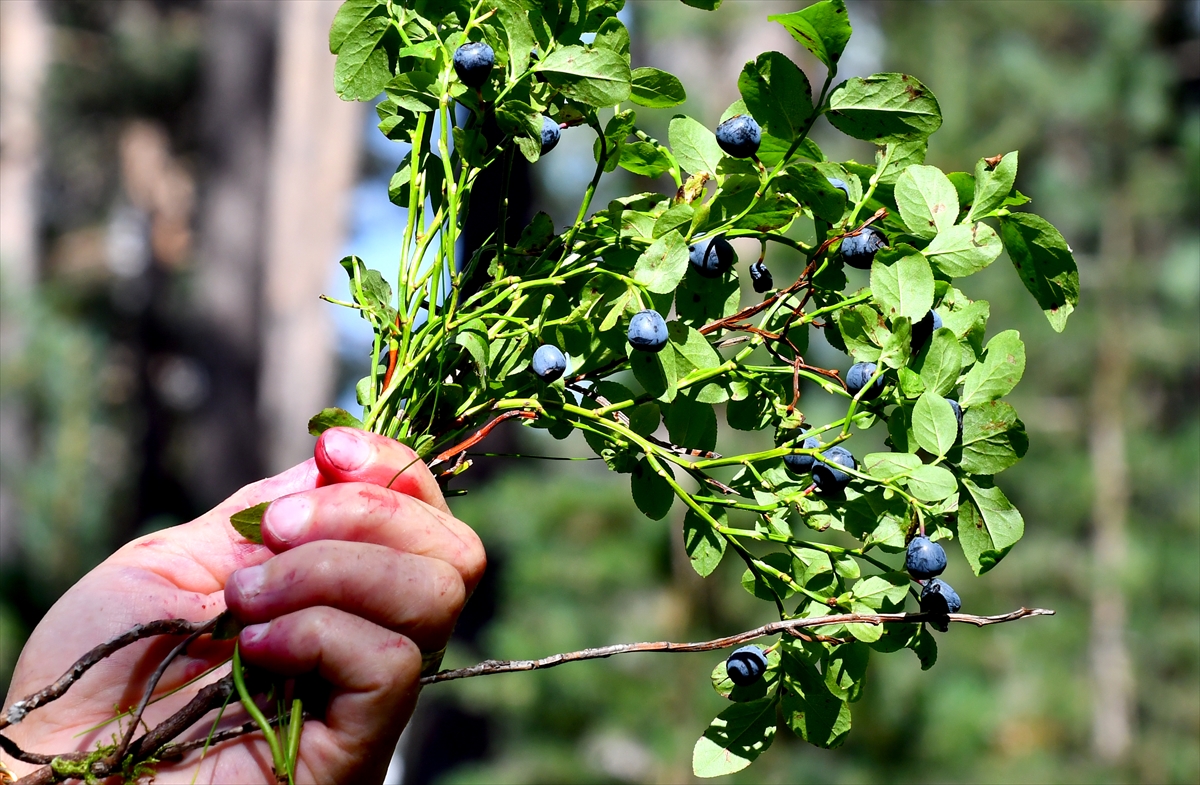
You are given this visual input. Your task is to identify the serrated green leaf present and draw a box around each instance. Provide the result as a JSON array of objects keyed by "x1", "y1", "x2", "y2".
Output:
[
  {"x1": 494, "y1": 0, "x2": 537, "y2": 75},
  {"x1": 960, "y1": 401, "x2": 1028, "y2": 475},
  {"x1": 737, "y1": 52, "x2": 813, "y2": 140},
  {"x1": 967, "y1": 151, "x2": 1018, "y2": 221},
  {"x1": 768, "y1": 0, "x2": 852, "y2": 70},
  {"x1": 999, "y1": 212, "x2": 1080, "y2": 332},
  {"x1": 334, "y1": 16, "x2": 393, "y2": 101},
  {"x1": 906, "y1": 464, "x2": 958, "y2": 502},
  {"x1": 912, "y1": 391, "x2": 959, "y2": 456},
  {"x1": 826, "y1": 73, "x2": 942, "y2": 145},
  {"x1": 535, "y1": 45, "x2": 631, "y2": 107},
  {"x1": 230, "y1": 502, "x2": 269, "y2": 544},
  {"x1": 618, "y1": 141, "x2": 674, "y2": 178},
  {"x1": 835, "y1": 304, "x2": 889, "y2": 362},
  {"x1": 683, "y1": 506, "x2": 726, "y2": 577},
  {"x1": 632, "y1": 231, "x2": 689, "y2": 293},
  {"x1": 630, "y1": 66, "x2": 687, "y2": 108},
  {"x1": 692, "y1": 697, "x2": 778, "y2": 777},
  {"x1": 863, "y1": 451, "x2": 921, "y2": 479},
  {"x1": 957, "y1": 476, "x2": 1024, "y2": 575},
  {"x1": 871, "y1": 252, "x2": 934, "y2": 321},
  {"x1": 894, "y1": 165, "x2": 958, "y2": 239},
  {"x1": 631, "y1": 459, "x2": 674, "y2": 520},
  {"x1": 850, "y1": 573, "x2": 910, "y2": 610},
  {"x1": 780, "y1": 652, "x2": 852, "y2": 748},
  {"x1": 307, "y1": 407, "x2": 364, "y2": 436},
  {"x1": 914, "y1": 326, "x2": 961, "y2": 396},
  {"x1": 924, "y1": 222, "x2": 1003, "y2": 278},
  {"x1": 593, "y1": 16, "x2": 630, "y2": 56},
  {"x1": 669, "y1": 115, "x2": 724, "y2": 175},
  {"x1": 329, "y1": 0, "x2": 386, "y2": 54},
  {"x1": 825, "y1": 642, "x2": 869, "y2": 702},
  {"x1": 961, "y1": 329, "x2": 1024, "y2": 406}
]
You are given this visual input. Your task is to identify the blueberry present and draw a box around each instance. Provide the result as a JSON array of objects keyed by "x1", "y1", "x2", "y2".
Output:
[
  {"x1": 911, "y1": 309, "x2": 944, "y2": 352},
  {"x1": 827, "y1": 177, "x2": 851, "y2": 199},
  {"x1": 453, "y1": 41, "x2": 494, "y2": 88},
  {"x1": 846, "y1": 362, "x2": 885, "y2": 400},
  {"x1": 840, "y1": 226, "x2": 887, "y2": 270},
  {"x1": 688, "y1": 235, "x2": 736, "y2": 278},
  {"x1": 539, "y1": 116, "x2": 561, "y2": 155},
  {"x1": 715, "y1": 115, "x2": 762, "y2": 159},
  {"x1": 920, "y1": 577, "x2": 962, "y2": 618},
  {"x1": 627, "y1": 309, "x2": 669, "y2": 353},
  {"x1": 725, "y1": 645, "x2": 768, "y2": 686},
  {"x1": 946, "y1": 398, "x2": 963, "y2": 443},
  {"x1": 749, "y1": 260, "x2": 773, "y2": 292},
  {"x1": 531, "y1": 344, "x2": 566, "y2": 381},
  {"x1": 812, "y1": 446, "x2": 856, "y2": 494},
  {"x1": 783, "y1": 436, "x2": 821, "y2": 475},
  {"x1": 905, "y1": 536, "x2": 947, "y2": 579}
]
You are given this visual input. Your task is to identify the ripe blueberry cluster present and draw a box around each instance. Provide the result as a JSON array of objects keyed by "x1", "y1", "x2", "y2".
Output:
[
  {"x1": 783, "y1": 434, "x2": 858, "y2": 496},
  {"x1": 906, "y1": 535, "x2": 961, "y2": 630}
]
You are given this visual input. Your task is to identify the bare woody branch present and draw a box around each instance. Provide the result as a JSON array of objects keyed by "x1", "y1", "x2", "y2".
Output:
[{"x1": 420, "y1": 607, "x2": 1055, "y2": 684}]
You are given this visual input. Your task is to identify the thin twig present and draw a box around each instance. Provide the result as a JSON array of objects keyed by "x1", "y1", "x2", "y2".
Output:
[
  {"x1": 2, "y1": 619, "x2": 213, "y2": 730},
  {"x1": 420, "y1": 607, "x2": 1054, "y2": 684}
]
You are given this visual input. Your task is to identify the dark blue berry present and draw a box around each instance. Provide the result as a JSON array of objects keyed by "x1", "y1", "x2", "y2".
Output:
[
  {"x1": 715, "y1": 115, "x2": 762, "y2": 159},
  {"x1": 920, "y1": 577, "x2": 962, "y2": 616},
  {"x1": 911, "y1": 309, "x2": 944, "y2": 352},
  {"x1": 453, "y1": 42, "x2": 494, "y2": 88},
  {"x1": 827, "y1": 177, "x2": 851, "y2": 199},
  {"x1": 749, "y1": 260, "x2": 773, "y2": 292},
  {"x1": 725, "y1": 645, "x2": 768, "y2": 685},
  {"x1": 946, "y1": 398, "x2": 963, "y2": 443},
  {"x1": 846, "y1": 362, "x2": 885, "y2": 399},
  {"x1": 531, "y1": 344, "x2": 566, "y2": 381},
  {"x1": 627, "y1": 309, "x2": 669, "y2": 353},
  {"x1": 812, "y1": 446, "x2": 856, "y2": 494},
  {"x1": 905, "y1": 536, "x2": 947, "y2": 579},
  {"x1": 688, "y1": 235, "x2": 736, "y2": 278},
  {"x1": 539, "y1": 116, "x2": 561, "y2": 155},
  {"x1": 840, "y1": 226, "x2": 887, "y2": 270},
  {"x1": 783, "y1": 436, "x2": 821, "y2": 475}
]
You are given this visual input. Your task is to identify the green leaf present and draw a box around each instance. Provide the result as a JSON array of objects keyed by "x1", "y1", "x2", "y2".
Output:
[
  {"x1": 774, "y1": 163, "x2": 847, "y2": 223},
  {"x1": 878, "y1": 140, "x2": 928, "y2": 184},
  {"x1": 666, "y1": 395, "x2": 718, "y2": 452},
  {"x1": 958, "y1": 477, "x2": 1024, "y2": 575},
  {"x1": 923, "y1": 222, "x2": 1003, "y2": 278},
  {"x1": 230, "y1": 502, "x2": 269, "y2": 544},
  {"x1": 906, "y1": 464, "x2": 958, "y2": 502},
  {"x1": 863, "y1": 451, "x2": 921, "y2": 480},
  {"x1": 835, "y1": 304, "x2": 889, "y2": 363},
  {"x1": 535, "y1": 45, "x2": 631, "y2": 107},
  {"x1": 676, "y1": 266, "x2": 740, "y2": 328},
  {"x1": 307, "y1": 407, "x2": 364, "y2": 436},
  {"x1": 630, "y1": 67, "x2": 687, "y2": 108},
  {"x1": 824, "y1": 642, "x2": 869, "y2": 702},
  {"x1": 878, "y1": 317, "x2": 911, "y2": 370},
  {"x1": 894, "y1": 165, "x2": 958, "y2": 239},
  {"x1": 653, "y1": 203, "x2": 695, "y2": 238},
  {"x1": 632, "y1": 231, "x2": 689, "y2": 294},
  {"x1": 871, "y1": 252, "x2": 934, "y2": 321},
  {"x1": 961, "y1": 329, "x2": 1025, "y2": 406},
  {"x1": 780, "y1": 653, "x2": 852, "y2": 748},
  {"x1": 692, "y1": 698, "x2": 778, "y2": 777},
  {"x1": 826, "y1": 73, "x2": 942, "y2": 145},
  {"x1": 914, "y1": 326, "x2": 962, "y2": 396},
  {"x1": 960, "y1": 400, "x2": 1028, "y2": 475},
  {"x1": 910, "y1": 624, "x2": 938, "y2": 669},
  {"x1": 334, "y1": 16, "x2": 393, "y2": 101},
  {"x1": 999, "y1": 212, "x2": 1080, "y2": 332},
  {"x1": 454, "y1": 320, "x2": 490, "y2": 379},
  {"x1": 683, "y1": 506, "x2": 726, "y2": 577},
  {"x1": 329, "y1": 0, "x2": 386, "y2": 54},
  {"x1": 850, "y1": 573, "x2": 910, "y2": 611},
  {"x1": 912, "y1": 391, "x2": 959, "y2": 456},
  {"x1": 669, "y1": 115, "x2": 724, "y2": 175},
  {"x1": 768, "y1": 0, "x2": 852, "y2": 70},
  {"x1": 737, "y1": 52, "x2": 813, "y2": 140},
  {"x1": 618, "y1": 141, "x2": 674, "y2": 178},
  {"x1": 631, "y1": 459, "x2": 674, "y2": 520},
  {"x1": 593, "y1": 16, "x2": 630, "y2": 56},
  {"x1": 494, "y1": 0, "x2": 537, "y2": 75},
  {"x1": 967, "y1": 151, "x2": 1018, "y2": 221}
]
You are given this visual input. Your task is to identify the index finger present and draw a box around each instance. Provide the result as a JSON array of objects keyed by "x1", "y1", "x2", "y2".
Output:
[{"x1": 315, "y1": 428, "x2": 449, "y2": 514}]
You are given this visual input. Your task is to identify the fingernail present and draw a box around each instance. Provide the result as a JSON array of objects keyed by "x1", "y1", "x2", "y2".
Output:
[
  {"x1": 324, "y1": 428, "x2": 372, "y2": 472},
  {"x1": 265, "y1": 495, "x2": 313, "y2": 543},
  {"x1": 241, "y1": 623, "x2": 269, "y2": 645},
  {"x1": 231, "y1": 564, "x2": 266, "y2": 600}
]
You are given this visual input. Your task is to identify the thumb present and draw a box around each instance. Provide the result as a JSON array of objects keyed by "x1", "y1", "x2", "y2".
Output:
[{"x1": 314, "y1": 428, "x2": 450, "y2": 513}]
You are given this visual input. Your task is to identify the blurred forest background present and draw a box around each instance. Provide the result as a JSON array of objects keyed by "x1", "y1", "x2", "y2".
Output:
[{"x1": 0, "y1": 1, "x2": 1197, "y2": 784}]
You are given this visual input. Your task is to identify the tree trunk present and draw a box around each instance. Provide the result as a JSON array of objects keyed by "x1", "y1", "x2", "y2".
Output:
[{"x1": 257, "y1": 0, "x2": 363, "y2": 473}]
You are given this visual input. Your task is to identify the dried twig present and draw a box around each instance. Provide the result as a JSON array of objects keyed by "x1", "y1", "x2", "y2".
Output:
[{"x1": 420, "y1": 607, "x2": 1054, "y2": 684}]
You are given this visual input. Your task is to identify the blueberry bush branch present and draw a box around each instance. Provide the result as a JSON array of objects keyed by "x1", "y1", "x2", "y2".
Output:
[{"x1": 3, "y1": 0, "x2": 1080, "y2": 779}]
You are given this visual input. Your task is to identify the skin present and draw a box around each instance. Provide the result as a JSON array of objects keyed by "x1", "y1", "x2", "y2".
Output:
[{"x1": 1, "y1": 428, "x2": 485, "y2": 784}]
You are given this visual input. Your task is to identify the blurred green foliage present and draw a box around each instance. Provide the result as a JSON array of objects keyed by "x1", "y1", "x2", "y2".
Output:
[{"x1": 424, "y1": 1, "x2": 1199, "y2": 783}]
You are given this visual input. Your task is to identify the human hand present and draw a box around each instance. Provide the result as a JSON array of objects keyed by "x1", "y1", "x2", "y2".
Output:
[{"x1": 1, "y1": 428, "x2": 485, "y2": 784}]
